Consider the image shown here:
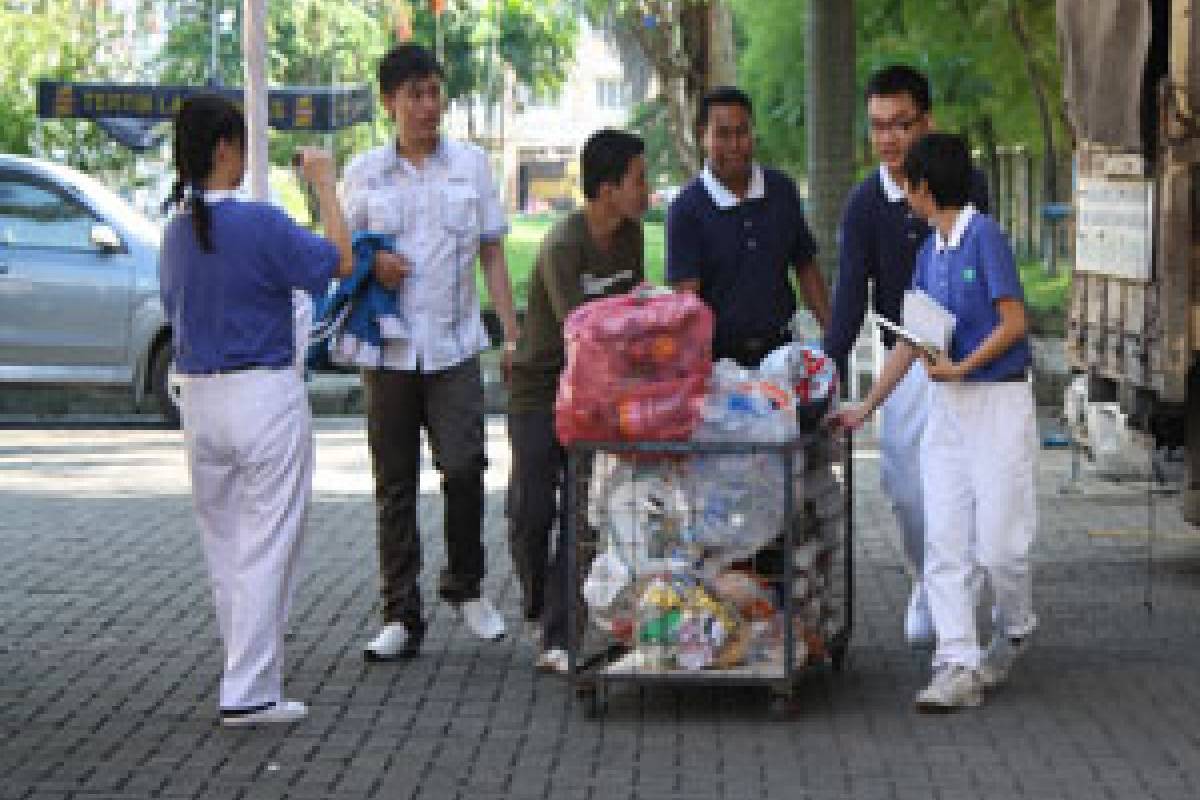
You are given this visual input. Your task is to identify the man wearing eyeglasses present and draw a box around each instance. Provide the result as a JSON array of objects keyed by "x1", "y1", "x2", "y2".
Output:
[{"x1": 824, "y1": 66, "x2": 989, "y2": 648}]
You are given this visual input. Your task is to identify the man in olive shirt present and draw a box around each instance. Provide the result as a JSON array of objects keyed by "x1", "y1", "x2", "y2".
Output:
[{"x1": 507, "y1": 129, "x2": 648, "y2": 673}]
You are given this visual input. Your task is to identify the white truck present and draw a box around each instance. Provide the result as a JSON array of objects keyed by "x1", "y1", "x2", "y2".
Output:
[{"x1": 1058, "y1": 0, "x2": 1199, "y2": 522}]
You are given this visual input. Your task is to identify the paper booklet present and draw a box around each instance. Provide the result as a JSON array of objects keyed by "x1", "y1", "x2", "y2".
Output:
[{"x1": 901, "y1": 289, "x2": 956, "y2": 352}]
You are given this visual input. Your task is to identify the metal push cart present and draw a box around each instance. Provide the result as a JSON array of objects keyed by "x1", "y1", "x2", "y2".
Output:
[{"x1": 563, "y1": 430, "x2": 853, "y2": 716}]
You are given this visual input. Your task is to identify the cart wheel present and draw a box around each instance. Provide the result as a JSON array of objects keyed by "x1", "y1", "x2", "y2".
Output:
[
  {"x1": 582, "y1": 682, "x2": 608, "y2": 719},
  {"x1": 830, "y1": 643, "x2": 849, "y2": 673},
  {"x1": 574, "y1": 676, "x2": 597, "y2": 699},
  {"x1": 767, "y1": 691, "x2": 794, "y2": 719},
  {"x1": 768, "y1": 681, "x2": 797, "y2": 717}
]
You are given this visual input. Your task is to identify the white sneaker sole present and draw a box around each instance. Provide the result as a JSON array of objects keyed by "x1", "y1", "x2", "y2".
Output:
[
  {"x1": 914, "y1": 690, "x2": 983, "y2": 712},
  {"x1": 221, "y1": 700, "x2": 308, "y2": 727},
  {"x1": 455, "y1": 606, "x2": 506, "y2": 641}
]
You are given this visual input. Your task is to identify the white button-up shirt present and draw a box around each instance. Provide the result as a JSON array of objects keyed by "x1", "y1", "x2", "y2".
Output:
[{"x1": 341, "y1": 138, "x2": 508, "y2": 372}]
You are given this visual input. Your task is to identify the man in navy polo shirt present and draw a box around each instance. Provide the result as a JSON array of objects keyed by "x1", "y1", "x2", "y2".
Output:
[
  {"x1": 824, "y1": 66, "x2": 989, "y2": 647},
  {"x1": 667, "y1": 86, "x2": 830, "y2": 368}
]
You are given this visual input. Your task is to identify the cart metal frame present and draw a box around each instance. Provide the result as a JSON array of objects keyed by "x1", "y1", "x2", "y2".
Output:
[{"x1": 562, "y1": 431, "x2": 854, "y2": 716}]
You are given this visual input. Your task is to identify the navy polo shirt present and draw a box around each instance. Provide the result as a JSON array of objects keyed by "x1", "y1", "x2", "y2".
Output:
[
  {"x1": 666, "y1": 166, "x2": 817, "y2": 350},
  {"x1": 160, "y1": 198, "x2": 339, "y2": 375},
  {"x1": 913, "y1": 208, "x2": 1032, "y2": 382},
  {"x1": 824, "y1": 166, "x2": 989, "y2": 376}
]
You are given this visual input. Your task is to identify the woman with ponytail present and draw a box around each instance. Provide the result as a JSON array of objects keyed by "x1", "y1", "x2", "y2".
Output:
[{"x1": 160, "y1": 94, "x2": 352, "y2": 727}]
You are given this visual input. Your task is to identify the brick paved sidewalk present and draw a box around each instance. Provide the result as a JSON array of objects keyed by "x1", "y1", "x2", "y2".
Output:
[{"x1": 2, "y1": 419, "x2": 1199, "y2": 800}]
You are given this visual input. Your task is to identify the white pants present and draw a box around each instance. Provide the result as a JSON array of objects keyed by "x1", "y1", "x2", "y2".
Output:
[
  {"x1": 880, "y1": 359, "x2": 929, "y2": 573},
  {"x1": 181, "y1": 367, "x2": 313, "y2": 710},
  {"x1": 922, "y1": 379, "x2": 1038, "y2": 669}
]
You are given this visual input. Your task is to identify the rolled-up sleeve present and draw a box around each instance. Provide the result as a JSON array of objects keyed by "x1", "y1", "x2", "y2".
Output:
[
  {"x1": 474, "y1": 149, "x2": 508, "y2": 242},
  {"x1": 979, "y1": 220, "x2": 1024, "y2": 301},
  {"x1": 265, "y1": 206, "x2": 339, "y2": 298},
  {"x1": 341, "y1": 156, "x2": 370, "y2": 232}
]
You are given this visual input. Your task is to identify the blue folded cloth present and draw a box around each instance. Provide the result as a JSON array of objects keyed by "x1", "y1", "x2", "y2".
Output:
[{"x1": 307, "y1": 232, "x2": 406, "y2": 370}]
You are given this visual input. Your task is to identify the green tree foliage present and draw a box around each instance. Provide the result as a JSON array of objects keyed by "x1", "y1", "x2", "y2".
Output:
[
  {"x1": 0, "y1": 1, "x2": 137, "y2": 174},
  {"x1": 157, "y1": 0, "x2": 577, "y2": 165},
  {"x1": 730, "y1": 0, "x2": 1065, "y2": 181},
  {"x1": 587, "y1": 0, "x2": 713, "y2": 173}
]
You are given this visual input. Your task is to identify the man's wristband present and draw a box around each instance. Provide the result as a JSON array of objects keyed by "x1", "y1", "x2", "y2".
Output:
[{"x1": 502, "y1": 340, "x2": 518, "y2": 353}]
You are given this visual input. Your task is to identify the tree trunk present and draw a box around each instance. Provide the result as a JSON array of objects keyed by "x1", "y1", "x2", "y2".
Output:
[
  {"x1": 708, "y1": 0, "x2": 737, "y2": 88},
  {"x1": 616, "y1": 0, "x2": 710, "y2": 174},
  {"x1": 806, "y1": 0, "x2": 857, "y2": 283},
  {"x1": 1008, "y1": 0, "x2": 1056, "y2": 202},
  {"x1": 978, "y1": 113, "x2": 1001, "y2": 211}
]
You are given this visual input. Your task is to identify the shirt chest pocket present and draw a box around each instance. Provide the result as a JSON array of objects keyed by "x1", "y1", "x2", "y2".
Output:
[
  {"x1": 366, "y1": 186, "x2": 408, "y2": 233},
  {"x1": 441, "y1": 183, "x2": 480, "y2": 240}
]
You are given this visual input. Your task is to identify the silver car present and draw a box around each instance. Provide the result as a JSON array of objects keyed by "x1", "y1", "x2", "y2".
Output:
[{"x1": 0, "y1": 154, "x2": 178, "y2": 425}]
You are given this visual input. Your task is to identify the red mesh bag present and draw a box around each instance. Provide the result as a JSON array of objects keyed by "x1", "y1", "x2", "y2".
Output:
[{"x1": 554, "y1": 287, "x2": 714, "y2": 445}]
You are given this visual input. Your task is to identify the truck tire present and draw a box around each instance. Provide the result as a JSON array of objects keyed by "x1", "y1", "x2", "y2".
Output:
[{"x1": 150, "y1": 340, "x2": 181, "y2": 429}]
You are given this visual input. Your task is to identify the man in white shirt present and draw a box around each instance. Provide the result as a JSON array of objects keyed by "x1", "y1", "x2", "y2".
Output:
[{"x1": 342, "y1": 43, "x2": 520, "y2": 660}]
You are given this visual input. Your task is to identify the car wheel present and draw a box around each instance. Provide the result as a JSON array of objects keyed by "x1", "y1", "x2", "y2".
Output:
[{"x1": 150, "y1": 340, "x2": 181, "y2": 428}]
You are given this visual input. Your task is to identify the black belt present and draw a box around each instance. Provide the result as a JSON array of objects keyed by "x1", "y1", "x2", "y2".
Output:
[{"x1": 995, "y1": 370, "x2": 1030, "y2": 383}]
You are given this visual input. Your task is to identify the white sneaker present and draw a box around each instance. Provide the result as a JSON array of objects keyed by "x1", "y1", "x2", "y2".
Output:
[
  {"x1": 458, "y1": 598, "x2": 506, "y2": 641},
  {"x1": 915, "y1": 666, "x2": 983, "y2": 711},
  {"x1": 535, "y1": 648, "x2": 570, "y2": 675},
  {"x1": 978, "y1": 635, "x2": 1028, "y2": 688},
  {"x1": 904, "y1": 583, "x2": 935, "y2": 648},
  {"x1": 221, "y1": 700, "x2": 307, "y2": 727},
  {"x1": 364, "y1": 623, "x2": 419, "y2": 661}
]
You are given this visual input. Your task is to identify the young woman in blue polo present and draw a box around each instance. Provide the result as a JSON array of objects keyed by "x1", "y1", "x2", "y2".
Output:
[
  {"x1": 831, "y1": 133, "x2": 1037, "y2": 711},
  {"x1": 159, "y1": 95, "x2": 352, "y2": 726}
]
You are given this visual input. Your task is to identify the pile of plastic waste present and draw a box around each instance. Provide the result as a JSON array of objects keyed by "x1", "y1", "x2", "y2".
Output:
[{"x1": 555, "y1": 290, "x2": 843, "y2": 673}]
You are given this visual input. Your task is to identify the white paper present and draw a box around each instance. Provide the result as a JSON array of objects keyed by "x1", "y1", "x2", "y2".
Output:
[{"x1": 901, "y1": 289, "x2": 956, "y2": 351}]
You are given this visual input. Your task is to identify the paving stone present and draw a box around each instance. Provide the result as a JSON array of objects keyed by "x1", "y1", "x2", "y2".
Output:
[{"x1": 2, "y1": 421, "x2": 1199, "y2": 799}]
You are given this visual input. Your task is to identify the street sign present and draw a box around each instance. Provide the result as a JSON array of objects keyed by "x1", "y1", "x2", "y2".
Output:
[{"x1": 37, "y1": 81, "x2": 374, "y2": 132}]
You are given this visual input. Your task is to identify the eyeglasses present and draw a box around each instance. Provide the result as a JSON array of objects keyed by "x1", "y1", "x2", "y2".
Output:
[{"x1": 868, "y1": 115, "x2": 921, "y2": 135}]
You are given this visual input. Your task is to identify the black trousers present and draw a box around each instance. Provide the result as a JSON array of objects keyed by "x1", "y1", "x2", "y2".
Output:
[
  {"x1": 506, "y1": 409, "x2": 593, "y2": 650},
  {"x1": 505, "y1": 410, "x2": 563, "y2": 624},
  {"x1": 363, "y1": 358, "x2": 487, "y2": 637}
]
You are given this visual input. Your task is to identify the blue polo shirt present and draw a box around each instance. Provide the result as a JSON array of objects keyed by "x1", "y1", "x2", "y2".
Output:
[
  {"x1": 666, "y1": 165, "x2": 817, "y2": 351},
  {"x1": 824, "y1": 166, "x2": 989, "y2": 376},
  {"x1": 912, "y1": 207, "x2": 1032, "y2": 382},
  {"x1": 160, "y1": 198, "x2": 339, "y2": 375}
]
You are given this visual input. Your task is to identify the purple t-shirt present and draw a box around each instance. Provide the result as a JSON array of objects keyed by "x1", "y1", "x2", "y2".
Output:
[{"x1": 160, "y1": 199, "x2": 338, "y2": 375}]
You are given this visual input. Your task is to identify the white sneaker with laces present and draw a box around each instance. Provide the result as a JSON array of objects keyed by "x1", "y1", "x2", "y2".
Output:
[
  {"x1": 221, "y1": 700, "x2": 307, "y2": 727},
  {"x1": 904, "y1": 582, "x2": 935, "y2": 648},
  {"x1": 364, "y1": 623, "x2": 418, "y2": 661},
  {"x1": 459, "y1": 597, "x2": 506, "y2": 641},
  {"x1": 915, "y1": 665, "x2": 983, "y2": 711},
  {"x1": 535, "y1": 648, "x2": 570, "y2": 675},
  {"x1": 978, "y1": 635, "x2": 1028, "y2": 688}
]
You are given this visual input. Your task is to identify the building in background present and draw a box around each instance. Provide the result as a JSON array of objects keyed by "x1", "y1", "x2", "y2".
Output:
[{"x1": 446, "y1": 15, "x2": 650, "y2": 213}]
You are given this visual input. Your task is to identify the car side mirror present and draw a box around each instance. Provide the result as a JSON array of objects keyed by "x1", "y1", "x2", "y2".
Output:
[{"x1": 90, "y1": 224, "x2": 123, "y2": 253}]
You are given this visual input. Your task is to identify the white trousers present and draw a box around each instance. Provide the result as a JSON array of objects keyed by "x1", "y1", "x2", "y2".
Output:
[
  {"x1": 181, "y1": 367, "x2": 313, "y2": 710},
  {"x1": 922, "y1": 379, "x2": 1038, "y2": 669},
  {"x1": 879, "y1": 359, "x2": 929, "y2": 573}
]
